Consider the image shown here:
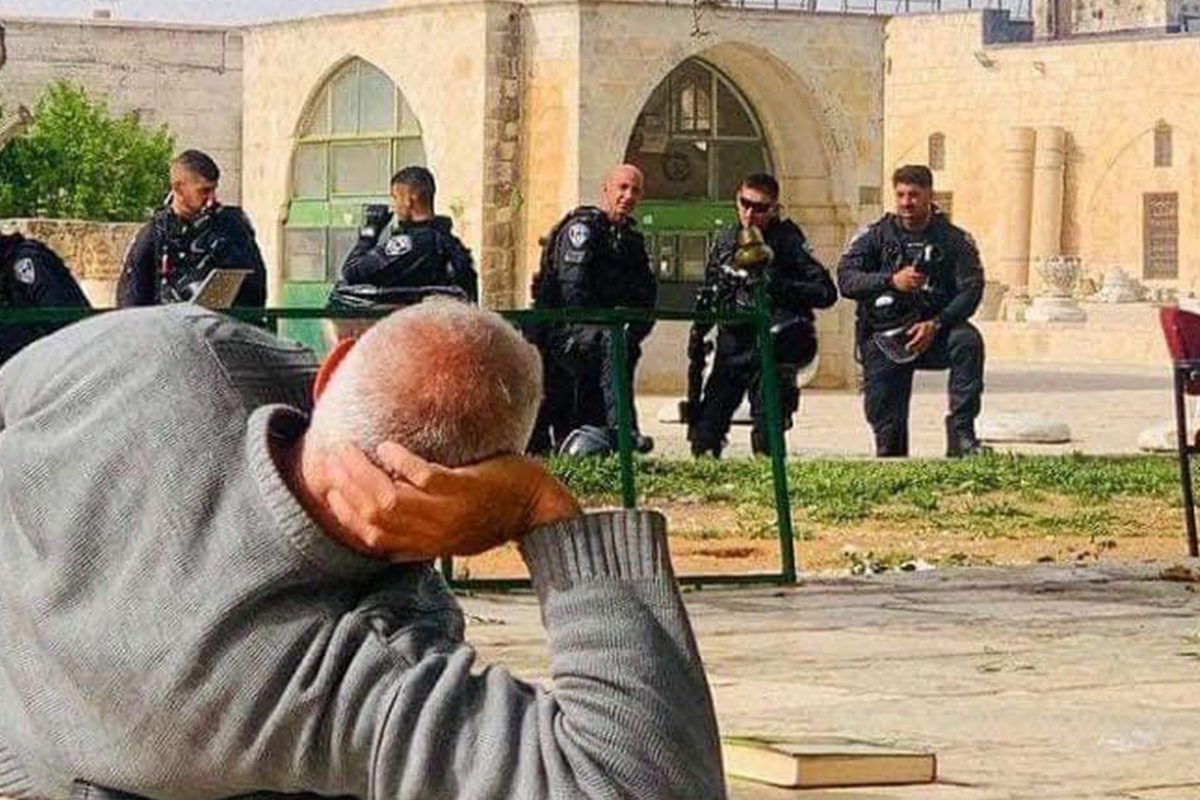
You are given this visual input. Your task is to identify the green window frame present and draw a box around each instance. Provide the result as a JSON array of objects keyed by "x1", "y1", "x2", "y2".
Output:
[{"x1": 284, "y1": 58, "x2": 427, "y2": 283}]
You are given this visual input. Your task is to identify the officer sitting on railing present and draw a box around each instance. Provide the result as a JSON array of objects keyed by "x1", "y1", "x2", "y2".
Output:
[
  {"x1": 326, "y1": 166, "x2": 478, "y2": 342},
  {"x1": 0, "y1": 228, "x2": 90, "y2": 366},
  {"x1": 686, "y1": 173, "x2": 837, "y2": 458},
  {"x1": 525, "y1": 164, "x2": 657, "y2": 456}
]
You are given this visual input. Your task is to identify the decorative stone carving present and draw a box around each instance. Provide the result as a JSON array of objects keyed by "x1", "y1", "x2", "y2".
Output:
[
  {"x1": 1026, "y1": 255, "x2": 1088, "y2": 322},
  {"x1": 1095, "y1": 267, "x2": 1146, "y2": 303}
]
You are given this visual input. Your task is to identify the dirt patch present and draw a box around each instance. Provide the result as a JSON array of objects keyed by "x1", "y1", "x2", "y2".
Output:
[{"x1": 450, "y1": 493, "x2": 1193, "y2": 581}]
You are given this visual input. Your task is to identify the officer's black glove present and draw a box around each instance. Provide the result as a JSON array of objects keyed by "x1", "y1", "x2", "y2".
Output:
[{"x1": 360, "y1": 204, "x2": 393, "y2": 243}]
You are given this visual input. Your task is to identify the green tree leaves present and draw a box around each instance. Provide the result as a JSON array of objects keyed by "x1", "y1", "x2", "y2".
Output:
[{"x1": 0, "y1": 81, "x2": 174, "y2": 221}]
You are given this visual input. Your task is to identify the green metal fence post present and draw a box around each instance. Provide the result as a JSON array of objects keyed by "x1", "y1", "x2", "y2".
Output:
[
  {"x1": 753, "y1": 284, "x2": 799, "y2": 583},
  {"x1": 608, "y1": 323, "x2": 638, "y2": 509}
]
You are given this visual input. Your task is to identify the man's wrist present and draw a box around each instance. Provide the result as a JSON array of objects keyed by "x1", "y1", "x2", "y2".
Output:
[{"x1": 529, "y1": 480, "x2": 583, "y2": 532}]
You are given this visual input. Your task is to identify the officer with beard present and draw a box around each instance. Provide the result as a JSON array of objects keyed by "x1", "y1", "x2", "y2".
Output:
[
  {"x1": 526, "y1": 164, "x2": 657, "y2": 456},
  {"x1": 118, "y1": 150, "x2": 267, "y2": 308},
  {"x1": 0, "y1": 230, "x2": 90, "y2": 366},
  {"x1": 838, "y1": 164, "x2": 987, "y2": 458},
  {"x1": 686, "y1": 173, "x2": 837, "y2": 458}
]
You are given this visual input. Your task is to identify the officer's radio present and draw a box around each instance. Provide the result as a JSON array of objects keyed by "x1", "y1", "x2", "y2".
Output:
[{"x1": 899, "y1": 241, "x2": 934, "y2": 276}]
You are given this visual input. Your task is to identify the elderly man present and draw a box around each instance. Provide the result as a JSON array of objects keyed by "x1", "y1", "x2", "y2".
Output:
[
  {"x1": 525, "y1": 164, "x2": 658, "y2": 456},
  {"x1": 0, "y1": 300, "x2": 724, "y2": 800}
]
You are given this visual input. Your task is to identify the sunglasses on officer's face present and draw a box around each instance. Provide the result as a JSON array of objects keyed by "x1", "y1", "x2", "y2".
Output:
[{"x1": 737, "y1": 196, "x2": 774, "y2": 215}]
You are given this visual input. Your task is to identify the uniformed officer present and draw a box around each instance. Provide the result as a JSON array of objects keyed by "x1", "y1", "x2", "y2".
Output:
[
  {"x1": 331, "y1": 165, "x2": 478, "y2": 309},
  {"x1": 838, "y1": 164, "x2": 987, "y2": 458},
  {"x1": 687, "y1": 173, "x2": 837, "y2": 458},
  {"x1": 118, "y1": 150, "x2": 267, "y2": 308},
  {"x1": 526, "y1": 163, "x2": 657, "y2": 455},
  {"x1": 0, "y1": 231, "x2": 90, "y2": 366}
]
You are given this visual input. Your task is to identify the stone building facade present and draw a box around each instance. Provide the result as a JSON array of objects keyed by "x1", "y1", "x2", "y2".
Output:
[
  {"x1": 238, "y1": 0, "x2": 884, "y2": 388},
  {"x1": 0, "y1": 17, "x2": 245, "y2": 200},
  {"x1": 1, "y1": 0, "x2": 1192, "y2": 382}
]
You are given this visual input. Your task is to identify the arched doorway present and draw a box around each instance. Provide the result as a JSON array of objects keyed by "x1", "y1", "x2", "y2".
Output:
[
  {"x1": 624, "y1": 57, "x2": 772, "y2": 309},
  {"x1": 281, "y1": 58, "x2": 427, "y2": 319}
]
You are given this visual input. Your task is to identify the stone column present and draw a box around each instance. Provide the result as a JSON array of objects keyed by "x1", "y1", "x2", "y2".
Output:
[
  {"x1": 1028, "y1": 125, "x2": 1066, "y2": 293},
  {"x1": 1000, "y1": 126, "x2": 1036, "y2": 298}
]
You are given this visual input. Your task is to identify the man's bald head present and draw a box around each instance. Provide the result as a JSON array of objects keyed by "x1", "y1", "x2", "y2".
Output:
[
  {"x1": 307, "y1": 300, "x2": 543, "y2": 467},
  {"x1": 600, "y1": 164, "x2": 645, "y2": 223}
]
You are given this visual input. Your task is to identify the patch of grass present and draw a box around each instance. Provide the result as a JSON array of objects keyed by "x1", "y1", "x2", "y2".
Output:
[
  {"x1": 546, "y1": 454, "x2": 1180, "y2": 524},
  {"x1": 968, "y1": 500, "x2": 1033, "y2": 519},
  {"x1": 1032, "y1": 508, "x2": 1118, "y2": 536}
]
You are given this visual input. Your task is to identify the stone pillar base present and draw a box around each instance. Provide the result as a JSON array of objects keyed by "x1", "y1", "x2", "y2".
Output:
[{"x1": 1024, "y1": 296, "x2": 1087, "y2": 323}]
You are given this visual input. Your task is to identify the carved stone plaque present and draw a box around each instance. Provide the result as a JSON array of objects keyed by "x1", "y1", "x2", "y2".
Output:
[{"x1": 1143, "y1": 192, "x2": 1178, "y2": 280}]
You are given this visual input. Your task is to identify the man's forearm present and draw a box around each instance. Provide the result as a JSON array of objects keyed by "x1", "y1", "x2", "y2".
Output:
[{"x1": 364, "y1": 511, "x2": 726, "y2": 800}]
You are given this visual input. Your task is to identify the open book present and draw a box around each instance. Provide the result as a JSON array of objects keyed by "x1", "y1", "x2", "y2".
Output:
[
  {"x1": 721, "y1": 735, "x2": 937, "y2": 789},
  {"x1": 190, "y1": 269, "x2": 252, "y2": 310}
]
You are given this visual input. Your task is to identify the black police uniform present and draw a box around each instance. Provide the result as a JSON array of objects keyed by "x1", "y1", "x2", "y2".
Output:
[
  {"x1": 526, "y1": 206, "x2": 657, "y2": 454},
  {"x1": 333, "y1": 215, "x2": 478, "y2": 305},
  {"x1": 837, "y1": 211, "x2": 985, "y2": 457},
  {"x1": 118, "y1": 204, "x2": 268, "y2": 308},
  {"x1": 687, "y1": 218, "x2": 837, "y2": 457},
  {"x1": 0, "y1": 234, "x2": 90, "y2": 366}
]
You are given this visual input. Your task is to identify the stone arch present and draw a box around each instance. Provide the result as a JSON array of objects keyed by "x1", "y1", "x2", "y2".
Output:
[
  {"x1": 1083, "y1": 119, "x2": 1199, "y2": 283},
  {"x1": 281, "y1": 56, "x2": 427, "y2": 287},
  {"x1": 593, "y1": 39, "x2": 857, "y2": 216}
]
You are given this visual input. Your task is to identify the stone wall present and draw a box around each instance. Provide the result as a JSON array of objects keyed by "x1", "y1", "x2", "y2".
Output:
[
  {"x1": 0, "y1": 18, "x2": 245, "y2": 201},
  {"x1": 2, "y1": 217, "x2": 138, "y2": 306},
  {"x1": 480, "y1": 3, "x2": 525, "y2": 308},
  {"x1": 885, "y1": 12, "x2": 1200, "y2": 296}
]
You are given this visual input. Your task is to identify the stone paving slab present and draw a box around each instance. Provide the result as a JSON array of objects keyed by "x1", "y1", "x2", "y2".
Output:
[
  {"x1": 638, "y1": 361, "x2": 1175, "y2": 458},
  {"x1": 461, "y1": 561, "x2": 1200, "y2": 799}
]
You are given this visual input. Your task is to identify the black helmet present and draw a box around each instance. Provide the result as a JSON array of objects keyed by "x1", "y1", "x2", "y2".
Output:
[
  {"x1": 867, "y1": 291, "x2": 921, "y2": 364},
  {"x1": 557, "y1": 425, "x2": 614, "y2": 457}
]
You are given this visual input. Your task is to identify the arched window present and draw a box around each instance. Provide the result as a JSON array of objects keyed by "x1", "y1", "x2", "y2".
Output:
[
  {"x1": 928, "y1": 132, "x2": 946, "y2": 172},
  {"x1": 1154, "y1": 121, "x2": 1172, "y2": 168},
  {"x1": 284, "y1": 59, "x2": 427, "y2": 282},
  {"x1": 625, "y1": 58, "x2": 771, "y2": 203}
]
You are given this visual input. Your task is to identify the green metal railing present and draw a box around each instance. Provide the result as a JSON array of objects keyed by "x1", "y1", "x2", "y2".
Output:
[{"x1": 3, "y1": 299, "x2": 799, "y2": 587}]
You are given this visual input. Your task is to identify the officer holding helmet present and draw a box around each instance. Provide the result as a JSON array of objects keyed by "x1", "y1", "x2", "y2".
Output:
[{"x1": 837, "y1": 164, "x2": 987, "y2": 458}]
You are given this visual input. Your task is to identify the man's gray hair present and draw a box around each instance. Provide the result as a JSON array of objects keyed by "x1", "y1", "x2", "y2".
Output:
[{"x1": 308, "y1": 300, "x2": 543, "y2": 467}]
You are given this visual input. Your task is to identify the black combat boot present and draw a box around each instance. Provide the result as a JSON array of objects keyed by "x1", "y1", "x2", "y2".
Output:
[{"x1": 945, "y1": 418, "x2": 992, "y2": 458}]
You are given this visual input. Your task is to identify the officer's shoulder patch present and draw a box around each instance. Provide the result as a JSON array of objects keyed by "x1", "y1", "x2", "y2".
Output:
[
  {"x1": 385, "y1": 234, "x2": 413, "y2": 258},
  {"x1": 566, "y1": 222, "x2": 591, "y2": 250},
  {"x1": 13, "y1": 257, "x2": 36, "y2": 285}
]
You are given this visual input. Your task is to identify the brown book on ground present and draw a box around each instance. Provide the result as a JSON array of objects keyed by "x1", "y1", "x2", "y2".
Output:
[{"x1": 721, "y1": 736, "x2": 937, "y2": 789}]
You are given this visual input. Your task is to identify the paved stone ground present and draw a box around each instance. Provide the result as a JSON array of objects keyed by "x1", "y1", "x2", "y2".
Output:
[
  {"x1": 461, "y1": 561, "x2": 1200, "y2": 799},
  {"x1": 638, "y1": 361, "x2": 1175, "y2": 458}
]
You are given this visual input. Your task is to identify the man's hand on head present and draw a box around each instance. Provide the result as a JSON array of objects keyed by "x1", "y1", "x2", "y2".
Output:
[{"x1": 323, "y1": 442, "x2": 582, "y2": 559}]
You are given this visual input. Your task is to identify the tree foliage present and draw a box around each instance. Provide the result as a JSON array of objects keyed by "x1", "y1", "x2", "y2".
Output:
[{"x1": 0, "y1": 81, "x2": 174, "y2": 221}]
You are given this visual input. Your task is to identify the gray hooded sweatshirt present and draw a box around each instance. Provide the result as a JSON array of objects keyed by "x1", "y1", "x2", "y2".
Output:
[{"x1": 0, "y1": 306, "x2": 725, "y2": 800}]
